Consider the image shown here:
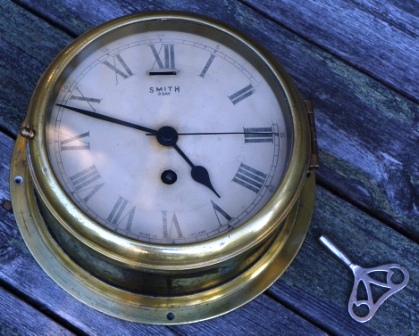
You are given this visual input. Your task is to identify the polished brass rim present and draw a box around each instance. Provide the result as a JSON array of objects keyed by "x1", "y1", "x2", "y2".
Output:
[
  {"x1": 11, "y1": 12, "x2": 315, "y2": 324},
  {"x1": 26, "y1": 12, "x2": 311, "y2": 269},
  {"x1": 10, "y1": 132, "x2": 315, "y2": 324}
]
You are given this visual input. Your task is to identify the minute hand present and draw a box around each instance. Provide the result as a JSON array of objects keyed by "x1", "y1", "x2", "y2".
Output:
[
  {"x1": 179, "y1": 131, "x2": 278, "y2": 136},
  {"x1": 146, "y1": 131, "x2": 279, "y2": 136},
  {"x1": 56, "y1": 104, "x2": 158, "y2": 135}
]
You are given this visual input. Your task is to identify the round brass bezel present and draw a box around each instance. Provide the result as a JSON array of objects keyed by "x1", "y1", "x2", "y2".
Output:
[
  {"x1": 11, "y1": 11, "x2": 315, "y2": 324},
  {"x1": 10, "y1": 132, "x2": 315, "y2": 323},
  {"x1": 27, "y1": 12, "x2": 310, "y2": 270}
]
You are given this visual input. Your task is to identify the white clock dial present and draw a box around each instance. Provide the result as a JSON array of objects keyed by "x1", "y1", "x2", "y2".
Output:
[
  {"x1": 12, "y1": 12, "x2": 314, "y2": 323},
  {"x1": 46, "y1": 30, "x2": 291, "y2": 244}
]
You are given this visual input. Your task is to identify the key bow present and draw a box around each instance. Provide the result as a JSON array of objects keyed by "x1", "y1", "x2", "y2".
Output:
[
  {"x1": 349, "y1": 263, "x2": 410, "y2": 323},
  {"x1": 319, "y1": 235, "x2": 410, "y2": 323}
]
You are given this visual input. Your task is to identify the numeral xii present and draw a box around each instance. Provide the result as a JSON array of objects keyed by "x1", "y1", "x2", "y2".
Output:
[{"x1": 150, "y1": 44, "x2": 175, "y2": 69}]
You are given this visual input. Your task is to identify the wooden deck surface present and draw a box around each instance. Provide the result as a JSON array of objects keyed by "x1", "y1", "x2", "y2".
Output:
[{"x1": 0, "y1": 1, "x2": 418, "y2": 335}]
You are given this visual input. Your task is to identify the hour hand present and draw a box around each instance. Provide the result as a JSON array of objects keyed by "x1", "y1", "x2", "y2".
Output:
[
  {"x1": 171, "y1": 143, "x2": 220, "y2": 198},
  {"x1": 191, "y1": 166, "x2": 220, "y2": 198}
]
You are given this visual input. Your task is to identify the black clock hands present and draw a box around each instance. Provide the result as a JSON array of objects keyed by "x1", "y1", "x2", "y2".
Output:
[
  {"x1": 146, "y1": 130, "x2": 279, "y2": 137},
  {"x1": 179, "y1": 131, "x2": 278, "y2": 136},
  {"x1": 56, "y1": 104, "x2": 220, "y2": 197},
  {"x1": 173, "y1": 144, "x2": 220, "y2": 198},
  {"x1": 56, "y1": 104, "x2": 158, "y2": 135},
  {"x1": 154, "y1": 126, "x2": 220, "y2": 198}
]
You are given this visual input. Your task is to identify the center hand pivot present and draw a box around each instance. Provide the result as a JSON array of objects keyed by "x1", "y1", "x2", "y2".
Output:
[{"x1": 155, "y1": 126, "x2": 220, "y2": 198}]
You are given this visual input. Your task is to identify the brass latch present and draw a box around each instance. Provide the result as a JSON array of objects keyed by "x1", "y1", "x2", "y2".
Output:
[{"x1": 305, "y1": 100, "x2": 319, "y2": 170}]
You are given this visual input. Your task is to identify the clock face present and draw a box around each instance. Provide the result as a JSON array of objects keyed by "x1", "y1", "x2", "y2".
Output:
[{"x1": 46, "y1": 21, "x2": 293, "y2": 244}]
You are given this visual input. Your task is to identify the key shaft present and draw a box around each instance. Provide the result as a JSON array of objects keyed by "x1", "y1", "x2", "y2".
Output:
[{"x1": 319, "y1": 235, "x2": 353, "y2": 267}]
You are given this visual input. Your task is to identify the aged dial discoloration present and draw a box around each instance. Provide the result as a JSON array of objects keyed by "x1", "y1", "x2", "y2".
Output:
[{"x1": 47, "y1": 32, "x2": 290, "y2": 244}]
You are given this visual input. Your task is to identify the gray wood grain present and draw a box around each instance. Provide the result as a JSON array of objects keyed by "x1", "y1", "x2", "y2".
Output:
[
  {"x1": 242, "y1": 0, "x2": 419, "y2": 102},
  {"x1": 269, "y1": 187, "x2": 419, "y2": 335},
  {"x1": 351, "y1": 0, "x2": 419, "y2": 35},
  {"x1": 0, "y1": 1, "x2": 72, "y2": 135},
  {"x1": 1, "y1": 0, "x2": 418, "y2": 334},
  {"x1": 0, "y1": 286, "x2": 75, "y2": 336},
  {"x1": 4, "y1": 0, "x2": 418, "y2": 237}
]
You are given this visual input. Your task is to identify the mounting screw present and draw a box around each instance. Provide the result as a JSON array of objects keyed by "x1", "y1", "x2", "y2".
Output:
[
  {"x1": 166, "y1": 312, "x2": 175, "y2": 321},
  {"x1": 1, "y1": 200, "x2": 12, "y2": 213},
  {"x1": 20, "y1": 126, "x2": 36, "y2": 139}
]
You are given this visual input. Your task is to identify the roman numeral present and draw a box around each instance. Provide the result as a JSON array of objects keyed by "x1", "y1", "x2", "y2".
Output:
[
  {"x1": 211, "y1": 201, "x2": 232, "y2": 226},
  {"x1": 150, "y1": 44, "x2": 175, "y2": 69},
  {"x1": 232, "y1": 163, "x2": 267, "y2": 193},
  {"x1": 228, "y1": 84, "x2": 254, "y2": 105},
  {"x1": 107, "y1": 196, "x2": 136, "y2": 231},
  {"x1": 69, "y1": 87, "x2": 101, "y2": 111},
  {"x1": 60, "y1": 131, "x2": 90, "y2": 151},
  {"x1": 70, "y1": 96, "x2": 101, "y2": 103},
  {"x1": 244, "y1": 127, "x2": 274, "y2": 143},
  {"x1": 102, "y1": 54, "x2": 134, "y2": 82},
  {"x1": 162, "y1": 211, "x2": 183, "y2": 239},
  {"x1": 69, "y1": 165, "x2": 104, "y2": 202},
  {"x1": 199, "y1": 54, "x2": 216, "y2": 78}
]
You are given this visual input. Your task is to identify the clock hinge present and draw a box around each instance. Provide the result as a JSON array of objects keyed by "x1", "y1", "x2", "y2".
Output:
[{"x1": 305, "y1": 100, "x2": 319, "y2": 170}]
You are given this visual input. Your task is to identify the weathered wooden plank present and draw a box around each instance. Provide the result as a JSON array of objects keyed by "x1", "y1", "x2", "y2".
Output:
[
  {"x1": 268, "y1": 187, "x2": 419, "y2": 335},
  {"x1": 0, "y1": 134, "x2": 14, "y2": 203},
  {"x1": 0, "y1": 286, "x2": 75, "y2": 336},
  {"x1": 15, "y1": 0, "x2": 419, "y2": 101},
  {"x1": 5, "y1": 1, "x2": 418, "y2": 238},
  {"x1": 171, "y1": 294, "x2": 327, "y2": 335},
  {"x1": 1, "y1": 2, "x2": 417, "y2": 334},
  {"x1": 0, "y1": 1, "x2": 72, "y2": 135},
  {"x1": 351, "y1": 0, "x2": 419, "y2": 35},
  {"x1": 242, "y1": 0, "x2": 419, "y2": 102}
]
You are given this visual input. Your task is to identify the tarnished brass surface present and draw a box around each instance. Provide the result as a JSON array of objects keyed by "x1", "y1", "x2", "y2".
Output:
[
  {"x1": 10, "y1": 12, "x2": 315, "y2": 324},
  {"x1": 11, "y1": 133, "x2": 315, "y2": 323},
  {"x1": 305, "y1": 100, "x2": 320, "y2": 170}
]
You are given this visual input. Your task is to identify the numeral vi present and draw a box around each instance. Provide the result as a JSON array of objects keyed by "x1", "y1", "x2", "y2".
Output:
[{"x1": 162, "y1": 211, "x2": 183, "y2": 239}]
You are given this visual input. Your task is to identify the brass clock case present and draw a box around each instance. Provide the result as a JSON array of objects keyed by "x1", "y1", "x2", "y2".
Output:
[{"x1": 10, "y1": 12, "x2": 316, "y2": 324}]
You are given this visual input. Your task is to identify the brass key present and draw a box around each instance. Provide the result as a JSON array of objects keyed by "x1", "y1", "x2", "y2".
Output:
[{"x1": 319, "y1": 235, "x2": 410, "y2": 322}]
